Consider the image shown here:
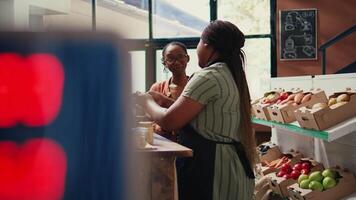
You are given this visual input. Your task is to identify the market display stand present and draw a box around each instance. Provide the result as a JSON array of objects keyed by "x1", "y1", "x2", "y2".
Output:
[
  {"x1": 267, "y1": 73, "x2": 356, "y2": 173},
  {"x1": 255, "y1": 120, "x2": 356, "y2": 200},
  {"x1": 255, "y1": 73, "x2": 356, "y2": 199},
  {"x1": 253, "y1": 116, "x2": 356, "y2": 142},
  {"x1": 137, "y1": 134, "x2": 192, "y2": 200}
]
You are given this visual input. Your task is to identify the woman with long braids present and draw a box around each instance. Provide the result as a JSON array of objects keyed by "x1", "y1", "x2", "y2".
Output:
[{"x1": 136, "y1": 20, "x2": 257, "y2": 200}]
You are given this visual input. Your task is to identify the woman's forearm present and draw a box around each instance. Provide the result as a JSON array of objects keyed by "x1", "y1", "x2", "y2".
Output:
[
  {"x1": 144, "y1": 97, "x2": 168, "y2": 124},
  {"x1": 147, "y1": 91, "x2": 175, "y2": 108},
  {"x1": 141, "y1": 94, "x2": 202, "y2": 131},
  {"x1": 162, "y1": 96, "x2": 175, "y2": 108}
]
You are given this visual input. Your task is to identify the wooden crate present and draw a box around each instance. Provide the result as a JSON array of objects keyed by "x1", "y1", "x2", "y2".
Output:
[
  {"x1": 268, "y1": 158, "x2": 323, "y2": 197},
  {"x1": 295, "y1": 90, "x2": 356, "y2": 130},
  {"x1": 268, "y1": 90, "x2": 328, "y2": 124},
  {"x1": 253, "y1": 103, "x2": 273, "y2": 121},
  {"x1": 261, "y1": 150, "x2": 302, "y2": 176},
  {"x1": 287, "y1": 169, "x2": 356, "y2": 200},
  {"x1": 259, "y1": 144, "x2": 282, "y2": 164}
]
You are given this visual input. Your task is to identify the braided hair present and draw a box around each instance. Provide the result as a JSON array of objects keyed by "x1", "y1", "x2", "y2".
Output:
[{"x1": 201, "y1": 20, "x2": 258, "y2": 167}]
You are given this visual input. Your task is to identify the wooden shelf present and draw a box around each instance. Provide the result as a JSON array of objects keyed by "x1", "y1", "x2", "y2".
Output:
[{"x1": 252, "y1": 116, "x2": 356, "y2": 142}]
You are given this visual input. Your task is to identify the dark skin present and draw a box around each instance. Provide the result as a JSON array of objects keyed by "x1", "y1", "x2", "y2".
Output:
[
  {"x1": 163, "y1": 44, "x2": 190, "y2": 99},
  {"x1": 148, "y1": 44, "x2": 190, "y2": 108},
  {"x1": 148, "y1": 91, "x2": 174, "y2": 108},
  {"x1": 137, "y1": 39, "x2": 221, "y2": 131},
  {"x1": 148, "y1": 44, "x2": 190, "y2": 133}
]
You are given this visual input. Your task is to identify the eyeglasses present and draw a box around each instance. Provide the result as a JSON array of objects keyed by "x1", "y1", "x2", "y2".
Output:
[{"x1": 162, "y1": 54, "x2": 187, "y2": 64}]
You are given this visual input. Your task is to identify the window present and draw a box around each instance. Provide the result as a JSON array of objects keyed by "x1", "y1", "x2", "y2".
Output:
[
  {"x1": 3, "y1": 0, "x2": 275, "y2": 96},
  {"x1": 130, "y1": 51, "x2": 146, "y2": 92},
  {"x1": 96, "y1": 0, "x2": 149, "y2": 39},
  {"x1": 218, "y1": 0, "x2": 270, "y2": 35},
  {"x1": 218, "y1": 0, "x2": 272, "y2": 99},
  {"x1": 152, "y1": 0, "x2": 209, "y2": 38},
  {"x1": 243, "y1": 38, "x2": 271, "y2": 100}
]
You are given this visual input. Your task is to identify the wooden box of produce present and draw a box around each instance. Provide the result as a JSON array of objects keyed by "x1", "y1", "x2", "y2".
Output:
[
  {"x1": 294, "y1": 89, "x2": 356, "y2": 130},
  {"x1": 287, "y1": 168, "x2": 356, "y2": 200},
  {"x1": 251, "y1": 98, "x2": 259, "y2": 117},
  {"x1": 269, "y1": 159, "x2": 324, "y2": 198},
  {"x1": 251, "y1": 106, "x2": 256, "y2": 117},
  {"x1": 255, "y1": 174, "x2": 275, "y2": 200},
  {"x1": 252, "y1": 90, "x2": 284, "y2": 121},
  {"x1": 258, "y1": 142, "x2": 282, "y2": 164},
  {"x1": 268, "y1": 89, "x2": 328, "y2": 124},
  {"x1": 261, "y1": 150, "x2": 302, "y2": 176}
]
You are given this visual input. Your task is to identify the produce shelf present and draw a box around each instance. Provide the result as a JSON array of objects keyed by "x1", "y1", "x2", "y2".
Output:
[{"x1": 252, "y1": 116, "x2": 356, "y2": 142}]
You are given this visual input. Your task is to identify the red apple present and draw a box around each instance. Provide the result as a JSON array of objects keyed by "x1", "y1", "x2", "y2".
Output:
[
  {"x1": 284, "y1": 168, "x2": 292, "y2": 174},
  {"x1": 0, "y1": 53, "x2": 64, "y2": 127},
  {"x1": 290, "y1": 170, "x2": 301, "y2": 180},
  {"x1": 0, "y1": 138, "x2": 67, "y2": 200},
  {"x1": 279, "y1": 92, "x2": 289, "y2": 101},
  {"x1": 292, "y1": 163, "x2": 303, "y2": 171},
  {"x1": 302, "y1": 162, "x2": 311, "y2": 170},
  {"x1": 283, "y1": 174, "x2": 291, "y2": 179},
  {"x1": 277, "y1": 171, "x2": 286, "y2": 177},
  {"x1": 281, "y1": 163, "x2": 292, "y2": 172},
  {"x1": 300, "y1": 168, "x2": 310, "y2": 175}
]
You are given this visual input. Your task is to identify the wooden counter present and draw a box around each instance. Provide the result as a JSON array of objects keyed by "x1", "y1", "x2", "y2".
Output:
[{"x1": 137, "y1": 134, "x2": 192, "y2": 200}]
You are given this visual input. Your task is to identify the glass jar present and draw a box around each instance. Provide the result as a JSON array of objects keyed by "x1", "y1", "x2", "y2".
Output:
[
  {"x1": 138, "y1": 121, "x2": 154, "y2": 145},
  {"x1": 133, "y1": 127, "x2": 147, "y2": 148}
]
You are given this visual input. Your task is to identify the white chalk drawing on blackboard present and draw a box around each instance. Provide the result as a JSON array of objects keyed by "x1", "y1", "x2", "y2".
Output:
[
  {"x1": 280, "y1": 9, "x2": 317, "y2": 60},
  {"x1": 283, "y1": 33, "x2": 315, "y2": 59},
  {"x1": 284, "y1": 11, "x2": 312, "y2": 32},
  {"x1": 283, "y1": 37, "x2": 297, "y2": 59},
  {"x1": 302, "y1": 46, "x2": 315, "y2": 57}
]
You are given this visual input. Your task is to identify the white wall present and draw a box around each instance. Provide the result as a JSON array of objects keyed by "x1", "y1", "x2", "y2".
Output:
[
  {"x1": 0, "y1": 0, "x2": 70, "y2": 30},
  {"x1": 0, "y1": 0, "x2": 15, "y2": 29}
]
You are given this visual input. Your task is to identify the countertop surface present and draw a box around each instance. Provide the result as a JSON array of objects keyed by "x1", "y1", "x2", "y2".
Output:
[{"x1": 137, "y1": 133, "x2": 193, "y2": 157}]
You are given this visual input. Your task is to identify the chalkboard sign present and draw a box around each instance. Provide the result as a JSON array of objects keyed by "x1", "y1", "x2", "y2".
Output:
[{"x1": 280, "y1": 9, "x2": 317, "y2": 60}]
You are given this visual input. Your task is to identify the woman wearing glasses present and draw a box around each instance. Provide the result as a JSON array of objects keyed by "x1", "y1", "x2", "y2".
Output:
[{"x1": 149, "y1": 41, "x2": 190, "y2": 141}]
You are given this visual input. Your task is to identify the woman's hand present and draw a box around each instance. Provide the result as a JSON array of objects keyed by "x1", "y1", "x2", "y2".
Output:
[
  {"x1": 148, "y1": 91, "x2": 175, "y2": 108},
  {"x1": 152, "y1": 123, "x2": 163, "y2": 134}
]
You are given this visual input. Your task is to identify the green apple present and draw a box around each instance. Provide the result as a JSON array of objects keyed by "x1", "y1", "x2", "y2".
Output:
[
  {"x1": 300, "y1": 179, "x2": 310, "y2": 189},
  {"x1": 298, "y1": 174, "x2": 309, "y2": 184},
  {"x1": 309, "y1": 171, "x2": 323, "y2": 182},
  {"x1": 309, "y1": 181, "x2": 324, "y2": 191},
  {"x1": 323, "y1": 177, "x2": 336, "y2": 189},
  {"x1": 322, "y1": 169, "x2": 336, "y2": 179}
]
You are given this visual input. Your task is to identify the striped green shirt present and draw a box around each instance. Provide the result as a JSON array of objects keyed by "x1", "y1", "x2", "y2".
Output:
[{"x1": 182, "y1": 62, "x2": 254, "y2": 200}]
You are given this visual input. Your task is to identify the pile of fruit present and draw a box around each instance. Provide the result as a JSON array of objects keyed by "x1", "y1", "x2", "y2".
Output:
[
  {"x1": 259, "y1": 91, "x2": 304, "y2": 105},
  {"x1": 299, "y1": 93, "x2": 351, "y2": 112},
  {"x1": 327, "y1": 93, "x2": 351, "y2": 109},
  {"x1": 260, "y1": 91, "x2": 281, "y2": 105},
  {"x1": 276, "y1": 92, "x2": 312, "y2": 106},
  {"x1": 276, "y1": 161, "x2": 312, "y2": 180},
  {"x1": 297, "y1": 169, "x2": 339, "y2": 191}
]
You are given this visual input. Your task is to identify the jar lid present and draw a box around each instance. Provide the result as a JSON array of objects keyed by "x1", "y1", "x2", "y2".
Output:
[{"x1": 138, "y1": 121, "x2": 153, "y2": 126}]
